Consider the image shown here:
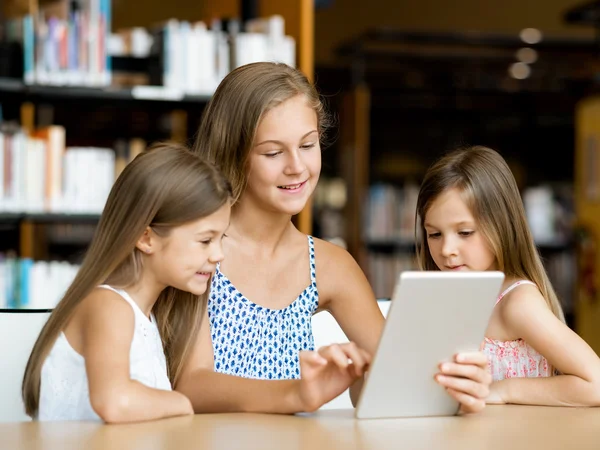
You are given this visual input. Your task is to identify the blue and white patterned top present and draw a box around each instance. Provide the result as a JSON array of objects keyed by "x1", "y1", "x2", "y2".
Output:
[{"x1": 208, "y1": 235, "x2": 319, "y2": 380}]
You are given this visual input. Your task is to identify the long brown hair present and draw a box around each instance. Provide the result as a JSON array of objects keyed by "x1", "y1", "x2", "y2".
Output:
[
  {"x1": 192, "y1": 61, "x2": 331, "y2": 203},
  {"x1": 415, "y1": 146, "x2": 565, "y2": 322},
  {"x1": 22, "y1": 142, "x2": 232, "y2": 417}
]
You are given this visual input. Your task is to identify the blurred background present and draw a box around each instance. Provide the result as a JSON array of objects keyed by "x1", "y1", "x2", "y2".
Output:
[{"x1": 1, "y1": 0, "x2": 600, "y2": 352}]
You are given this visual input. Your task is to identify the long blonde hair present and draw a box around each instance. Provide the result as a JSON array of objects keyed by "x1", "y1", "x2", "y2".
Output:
[
  {"x1": 415, "y1": 146, "x2": 565, "y2": 322},
  {"x1": 192, "y1": 61, "x2": 331, "y2": 203},
  {"x1": 22, "y1": 142, "x2": 232, "y2": 417}
]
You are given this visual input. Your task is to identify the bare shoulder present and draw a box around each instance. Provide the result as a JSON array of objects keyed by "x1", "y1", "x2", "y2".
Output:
[
  {"x1": 497, "y1": 282, "x2": 551, "y2": 332},
  {"x1": 65, "y1": 287, "x2": 135, "y2": 355},
  {"x1": 79, "y1": 287, "x2": 134, "y2": 319},
  {"x1": 73, "y1": 288, "x2": 135, "y2": 336},
  {"x1": 312, "y1": 237, "x2": 373, "y2": 308},
  {"x1": 312, "y1": 236, "x2": 360, "y2": 272}
]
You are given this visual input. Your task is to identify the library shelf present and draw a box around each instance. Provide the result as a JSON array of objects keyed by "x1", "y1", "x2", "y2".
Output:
[
  {"x1": 0, "y1": 78, "x2": 211, "y2": 104},
  {"x1": 0, "y1": 213, "x2": 101, "y2": 224}
]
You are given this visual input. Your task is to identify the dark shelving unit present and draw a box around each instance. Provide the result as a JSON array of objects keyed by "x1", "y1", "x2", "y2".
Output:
[{"x1": 0, "y1": 77, "x2": 212, "y2": 104}]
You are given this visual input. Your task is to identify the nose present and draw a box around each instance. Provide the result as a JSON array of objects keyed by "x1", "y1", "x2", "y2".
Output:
[
  {"x1": 441, "y1": 235, "x2": 458, "y2": 258},
  {"x1": 209, "y1": 240, "x2": 225, "y2": 264},
  {"x1": 283, "y1": 149, "x2": 307, "y2": 176}
]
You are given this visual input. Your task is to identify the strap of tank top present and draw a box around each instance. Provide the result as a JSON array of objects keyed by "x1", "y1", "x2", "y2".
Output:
[
  {"x1": 307, "y1": 235, "x2": 316, "y2": 285},
  {"x1": 496, "y1": 280, "x2": 537, "y2": 305},
  {"x1": 97, "y1": 284, "x2": 149, "y2": 321}
]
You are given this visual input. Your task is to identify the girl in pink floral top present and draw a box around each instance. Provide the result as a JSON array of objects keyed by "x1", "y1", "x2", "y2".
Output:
[
  {"x1": 415, "y1": 146, "x2": 600, "y2": 407},
  {"x1": 481, "y1": 280, "x2": 551, "y2": 380}
]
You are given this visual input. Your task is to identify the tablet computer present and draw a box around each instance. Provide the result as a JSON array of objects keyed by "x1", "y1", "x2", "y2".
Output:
[{"x1": 355, "y1": 270, "x2": 504, "y2": 419}]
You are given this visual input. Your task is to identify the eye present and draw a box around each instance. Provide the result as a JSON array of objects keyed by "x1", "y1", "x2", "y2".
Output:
[
  {"x1": 300, "y1": 143, "x2": 316, "y2": 150},
  {"x1": 200, "y1": 239, "x2": 212, "y2": 245},
  {"x1": 459, "y1": 230, "x2": 474, "y2": 237},
  {"x1": 427, "y1": 232, "x2": 441, "y2": 239},
  {"x1": 264, "y1": 151, "x2": 282, "y2": 158}
]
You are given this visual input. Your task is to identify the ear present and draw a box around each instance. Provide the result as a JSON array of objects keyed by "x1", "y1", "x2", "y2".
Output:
[{"x1": 135, "y1": 227, "x2": 155, "y2": 255}]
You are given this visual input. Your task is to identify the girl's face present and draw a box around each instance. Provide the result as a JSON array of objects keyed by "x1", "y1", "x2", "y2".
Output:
[
  {"x1": 243, "y1": 94, "x2": 321, "y2": 216},
  {"x1": 144, "y1": 202, "x2": 231, "y2": 295},
  {"x1": 423, "y1": 188, "x2": 497, "y2": 272}
]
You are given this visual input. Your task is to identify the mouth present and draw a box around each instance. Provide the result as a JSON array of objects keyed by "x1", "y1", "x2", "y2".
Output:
[
  {"x1": 446, "y1": 265, "x2": 465, "y2": 271},
  {"x1": 277, "y1": 180, "x2": 307, "y2": 191},
  {"x1": 195, "y1": 271, "x2": 212, "y2": 278}
]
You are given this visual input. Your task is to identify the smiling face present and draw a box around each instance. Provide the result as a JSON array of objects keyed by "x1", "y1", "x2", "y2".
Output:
[
  {"x1": 241, "y1": 94, "x2": 322, "y2": 216},
  {"x1": 144, "y1": 202, "x2": 231, "y2": 295},
  {"x1": 424, "y1": 187, "x2": 497, "y2": 272}
]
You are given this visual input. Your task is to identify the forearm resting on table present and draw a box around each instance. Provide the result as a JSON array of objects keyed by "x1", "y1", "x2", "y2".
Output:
[
  {"x1": 175, "y1": 369, "x2": 303, "y2": 414},
  {"x1": 499, "y1": 375, "x2": 600, "y2": 407},
  {"x1": 92, "y1": 380, "x2": 191, "y2": 423}
]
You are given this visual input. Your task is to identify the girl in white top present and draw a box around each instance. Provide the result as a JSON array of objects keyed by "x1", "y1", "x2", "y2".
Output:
[{"x1": 22, "y1": 143, "x2": 233, "y2": 423}]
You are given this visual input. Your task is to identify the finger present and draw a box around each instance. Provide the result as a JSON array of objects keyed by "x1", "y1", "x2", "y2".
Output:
[
  {"x1": 354, "y1": 348, "x2": 373, "y2": 375},
  {"x1": 318, "y1": 345, "x2": 352, "y2": 370},
  {"x1": 446, "y1": 388, "x2": 486, "y2": 414},
  {"x1": 359, "y1": 348, "x2": 373, "y2": 365},
  {"x1": 345, "y1": 351, "x2": 372, "y2": 379},
  {"x1": 338, "y1": 342, "x2": 369, "y2": 376},
  {"x1": 329, "y1": 343, "x2": 371, "y2": 376},
  {"x1": 346, "y1": 361, "x2": 358, "y2": 380},
  {"x1": 439, "y1": 361, "x2": 492, "y2": 386},
  {"x1": 454, "y1": 351, "x2": 488, "y2": 368},
  {"x1": 434, "y1": 374, "x2": 490, "y2": 400}
]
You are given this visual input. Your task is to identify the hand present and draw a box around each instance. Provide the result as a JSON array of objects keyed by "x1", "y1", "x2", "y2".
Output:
[
  {"x1": 296, "y1": 342, "x2": 371, "y2": 412},
  {"x1": 486, "y1": 381, "x2": 507, "y2": 405},
  {"x1": 434, "y1": 351, "x2": 492, "y2": 414}
]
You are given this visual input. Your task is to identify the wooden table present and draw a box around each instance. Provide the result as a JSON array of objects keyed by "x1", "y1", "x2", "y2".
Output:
[{"x1": 1, "y1": 405, "x2": 600, "y2": 450}]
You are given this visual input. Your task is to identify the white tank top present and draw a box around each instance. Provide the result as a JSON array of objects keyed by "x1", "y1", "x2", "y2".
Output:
[{"x1": 38, "y1": 285, "x2": 172, "y2": 421}]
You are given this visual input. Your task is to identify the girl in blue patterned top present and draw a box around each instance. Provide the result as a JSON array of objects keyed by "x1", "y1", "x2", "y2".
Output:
[{"x1": 176, "y1": 62, "x2": 492, "y2": 414}]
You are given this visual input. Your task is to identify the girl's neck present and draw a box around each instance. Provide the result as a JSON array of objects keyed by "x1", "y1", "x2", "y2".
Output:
[
  {"x1": 230, "y1": 200, "x2": 295, "y2": 250},
  {"x1": 123, "y1": 273, "x2": 166, "y2": 318}
]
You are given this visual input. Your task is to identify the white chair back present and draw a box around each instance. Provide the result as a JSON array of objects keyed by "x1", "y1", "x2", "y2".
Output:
[{"x1": 0, "y1": 309, "x2": 51, "y2": 422}]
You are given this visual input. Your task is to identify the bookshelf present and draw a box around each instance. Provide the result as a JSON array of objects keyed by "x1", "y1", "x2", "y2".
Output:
[
  {"x1": 1, "y1": 0, "x2": 315, "y2": 230},
  {"x1": 565, "y1": 0, "x2": 600, "y2": 356},
  {"x1": 317, "y1": 28, "x2": 589, "y2": 326},
  {"x1": 0, "y1": 78, "x2": 212, "y2": 103},
  {"x1": 0, "y1": 0, "x2": 316, "y2": 309},
  {"x1": 0, "y1": 213, "x2": 99, "y2": 223}
]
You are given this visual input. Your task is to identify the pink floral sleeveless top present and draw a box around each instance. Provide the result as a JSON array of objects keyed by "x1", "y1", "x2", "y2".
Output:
[{"x1": 481, "y1": 280, "x2": 551, "y2": 381}]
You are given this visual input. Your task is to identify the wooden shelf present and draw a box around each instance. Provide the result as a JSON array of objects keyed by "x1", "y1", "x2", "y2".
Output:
[
  {"x1": 0, "y1": 308, "x2": 53, "y2": 312},
  {"x1": 0, "y1": 78, "x2": 211, "y2": 104},
  {"x1": 0, "y1": 213, "x2": 100, "y2": 224}
]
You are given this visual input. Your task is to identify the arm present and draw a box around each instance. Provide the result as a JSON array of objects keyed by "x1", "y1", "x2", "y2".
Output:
[
  {"x1": 315, "y1": 239, "x2": 384, "y2": 406},
  {"x1": 318, "y1": 239, "x2": 491, "y2": 412},
  {"x1": 491, "y1": 285, "x2": 600, "y2": 406},
  {"x1": 174, "y1": 309, "x2": 299, "y2": 413},
  {"x1": 81, "y1": 290, "x2": 193, "y2": 423},
  {"x1": 174, "y1": 309, "x2": 367, "y2": 413}
]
